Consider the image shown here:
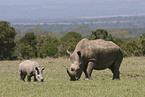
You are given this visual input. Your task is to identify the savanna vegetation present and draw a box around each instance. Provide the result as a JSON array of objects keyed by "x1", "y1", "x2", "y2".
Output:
[
  {"x1": 0, "y1": 57, "x2": 145, "y2": 96},
  {"x1": 1, "y1": 21, "x2": 145, "y2": 60}
]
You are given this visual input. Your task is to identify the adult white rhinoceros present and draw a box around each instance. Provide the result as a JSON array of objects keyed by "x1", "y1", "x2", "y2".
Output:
[{"x1": 67, "y1": 39, "x2": 123, "y2": 81}]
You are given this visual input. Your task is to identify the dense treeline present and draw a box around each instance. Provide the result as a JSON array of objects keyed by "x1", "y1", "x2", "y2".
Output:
[
  {"x1": 14, "y1": 31, "x2": 82, "y2": 59},
  {"x1": 1, "y1": 21, "x2": 145, "y2": 60}
]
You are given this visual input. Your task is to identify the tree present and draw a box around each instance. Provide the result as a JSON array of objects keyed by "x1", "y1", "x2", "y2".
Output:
[
  {"x1": 90, "y1": 29, "x2": 108, "y2": 40},
  {"x1": 20, "y1": 32, "x2": 37, "y2": 46},
  {"x1": 108, "y1": 34, "x2": 114, "y2": 42},
  {"x1": 20, "y1": 44, "x2": 36, "y2": 59},
  {"x1": 36, "y1": 34, "x2": 47, "y2": 58},
  {"x1": 125, "y1": 39, "x2": 142, "y2": 56},
  {"x1": 0, "y1": 21, "x2": 17, "y2": 60},
  {"x1": 60, "y1": 31, "x2": 82, "y2": 43},
  {"x1": 37, "y1": 35, "x2": 59, "y2": 58},
  {"x1": 59, "y1": 31, "x2": 82, "y2": 56},
  {"x1": 19, "y1": 32, "x2": 37, "y2": 59},
  {"x1": 139, "y1": 35, "x2": 145, "y2": 55},
  {"x1": 40, "y1": 42, "x2": 58, "y2": 58}
]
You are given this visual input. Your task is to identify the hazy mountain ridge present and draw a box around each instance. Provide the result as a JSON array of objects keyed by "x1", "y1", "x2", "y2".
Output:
[{"x1": 12, "y1": 15, "x2": 145, "y2": 39}]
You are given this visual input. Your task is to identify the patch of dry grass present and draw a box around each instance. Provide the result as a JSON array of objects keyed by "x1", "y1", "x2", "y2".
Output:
[{"x1": 0, "y1": 57, "x2": 145, "y2": 97}]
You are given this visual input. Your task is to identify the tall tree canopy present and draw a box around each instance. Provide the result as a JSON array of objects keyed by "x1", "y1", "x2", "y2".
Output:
[
  {"x1": 0, "y1": 21, "x2": 17, "y2": 60},
  {"x1": 38, "y1": 35, "x2": 59, "y2": 58},
  {"x1": 90, "y1": 29, "x2": 108, "y2": 40},
  {"x1": 19, "y1": 32, "x2": 37, "y2": 59}
]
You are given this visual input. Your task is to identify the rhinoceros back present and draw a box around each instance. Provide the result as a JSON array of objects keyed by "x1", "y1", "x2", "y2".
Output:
[
  {"x1": 75, "y1": 39, "x2": 121, "y2": 56},
  {"x1": 19, "y1": 60, "x2": 39, "y2": 74}
]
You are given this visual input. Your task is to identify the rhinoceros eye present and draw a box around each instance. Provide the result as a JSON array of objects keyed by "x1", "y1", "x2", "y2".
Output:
[
  {"x1": 37, "y1": 75, "x2": 40, "y2": 79},
  {"x1": 71, "y1": 68, "x2": 75, "y2": 71}
]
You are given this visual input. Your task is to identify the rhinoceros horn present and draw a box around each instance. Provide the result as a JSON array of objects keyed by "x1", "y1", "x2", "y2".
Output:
[
  {"x1": 67, "y1": 50, "x2": 72, "y2": 56},
  {"x1": 67, "y1": 68, "x2": 73, "y2": 78}
]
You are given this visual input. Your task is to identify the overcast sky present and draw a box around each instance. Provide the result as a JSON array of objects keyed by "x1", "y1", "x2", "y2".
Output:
[{"x1": 0, "y1": 0, "x2": 145, "y2": 21}]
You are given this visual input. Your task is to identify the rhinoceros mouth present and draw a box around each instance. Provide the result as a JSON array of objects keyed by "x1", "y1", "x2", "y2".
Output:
[
  {"x1": 67, "y1": 68, "x2": 79, "y2": 81},
  {"x1": 70, "y1": 78, "x2": 77, "y2": 81},
  {"x1": 70, "y1": 76, "x2": 79, "y2": 81}
]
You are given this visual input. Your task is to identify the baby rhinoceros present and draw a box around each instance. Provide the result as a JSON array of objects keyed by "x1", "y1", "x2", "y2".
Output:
[{"x1": 19, "y1": 60, "x2": 45, "y2": 82}]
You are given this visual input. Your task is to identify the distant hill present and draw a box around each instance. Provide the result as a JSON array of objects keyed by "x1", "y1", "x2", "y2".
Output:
[
  {"x1": 108, "y1": 28, "x2": 145, "y2": 39},
  {"x1": 108, "y1": 28, "x2": 138, "y2": 39},
  {"x1": 13, "y1": 15, "x2": 145, "y2": 39}
]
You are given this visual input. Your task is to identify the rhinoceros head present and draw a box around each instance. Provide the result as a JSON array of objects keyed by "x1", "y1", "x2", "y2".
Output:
[
  {"x1": 35, "y1": 67, "x2": 45, "y2": 82},
  {"x1": 67, "y1": 50, "x2": 83, "y2": 81}
]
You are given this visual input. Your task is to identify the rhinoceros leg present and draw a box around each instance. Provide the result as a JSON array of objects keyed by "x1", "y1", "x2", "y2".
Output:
[
  {"x1": 20, "y1": 71, "x2": 26, "y2": 81},
  {"x1": 109, "y1": 67, "x2": 120, "y2": 80},
  {"x1": 84, "y1": 61, "x2": 94, "y2": 80},
  {"x1": 34, "y1": 75, "x2": 37, "y2": 82},
  {"x1": 109, "y1": 61, "x2": 121, "y2": 80},
  {"x1": 27, "y1": 74, "x2": 32, "y2": 82}
]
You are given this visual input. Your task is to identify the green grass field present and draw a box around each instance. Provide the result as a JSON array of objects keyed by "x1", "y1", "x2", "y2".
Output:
[{"x1": 0, "y1": 57, "x2": 145, "y2": 97}]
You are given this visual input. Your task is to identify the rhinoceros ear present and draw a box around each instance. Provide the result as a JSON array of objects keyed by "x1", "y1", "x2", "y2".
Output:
[
  {"x1": 35, "y1": 67, "x2": 40, "y2": 74},
  {"x1": 67, "y1": 50, "x2": 72, "y2": 56},
  {"x1": 42, "y1": 67, "x2": 45, "y2": 71},
  {"x1": 41, "y1": 67, "x2": 45, "y2": 73},
  {"x1": 77, "y1": 51, "x2": 81, "y2": 58}
]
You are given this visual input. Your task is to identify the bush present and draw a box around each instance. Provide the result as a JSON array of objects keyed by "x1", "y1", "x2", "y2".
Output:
[{"x1": 59, "y1": 31, "x2": 82, "y2": 56}]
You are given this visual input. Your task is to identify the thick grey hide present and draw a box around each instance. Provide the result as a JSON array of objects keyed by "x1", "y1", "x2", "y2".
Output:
[
  {"x1": 19, "y1": 60, "x2": 44, "y2": 82},
  {"x1": 67, "y1": 39, "x2": 123, "y2": 81}
]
